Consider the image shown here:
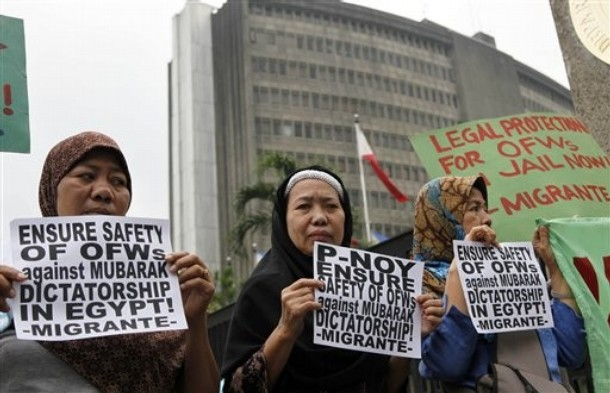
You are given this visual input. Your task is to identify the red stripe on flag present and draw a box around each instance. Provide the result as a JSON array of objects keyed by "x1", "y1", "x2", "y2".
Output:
[{"x1": 362, "y1": 153, "x2": 408, "y2": 203}]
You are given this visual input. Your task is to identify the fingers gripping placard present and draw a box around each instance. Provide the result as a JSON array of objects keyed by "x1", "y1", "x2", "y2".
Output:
[
  {"x1": 313, "y1": 242, "x2": 423, "y2": 358},
  {"x1": 454, "y1": 240, "x2": 553, "y2": 333},
  {"x1": 8, "y1": 216, "x2": 187, "y2": 341}
]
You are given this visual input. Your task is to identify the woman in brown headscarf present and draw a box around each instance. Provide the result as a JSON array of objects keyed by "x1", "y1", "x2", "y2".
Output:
[{"x1": 0, "y1": 131, "x2": 219, "y2": 392}]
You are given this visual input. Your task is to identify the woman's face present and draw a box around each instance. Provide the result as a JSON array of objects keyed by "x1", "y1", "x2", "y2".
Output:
[
  {"x1": 56, "y1": 150, "x2": 131, "y2": 216},
  {"x1": 286, "y1": 179, "x2": 345, "y2": 256},
  {"x1": 462, "y1": 187, "x2": 491, "y2": 234}
]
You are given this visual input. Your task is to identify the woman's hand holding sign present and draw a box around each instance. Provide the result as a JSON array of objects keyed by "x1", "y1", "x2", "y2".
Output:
[
  {"x1": 278, "y1": 278, "x2": 324, "y2": 339},
  {"x1": 166, "y1": 251, "x2": 215, "y2": 325},
  {"x1": 0, "y1": 266, "x2": 27, "y2": 312},
  {"x1": 417, "y1": 294, "x2": 444, "y2": 337},
  {"x1": 263, "y1": 278, "x2": 324, "y2": 390},
  {"x1": 464, "y1": 225, "x2": 499, "y2": 248}
]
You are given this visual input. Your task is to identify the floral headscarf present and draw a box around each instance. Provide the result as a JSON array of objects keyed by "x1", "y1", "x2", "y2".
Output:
[{"x1": 412, "y1": 176, "x2": 487, "y2": 297}]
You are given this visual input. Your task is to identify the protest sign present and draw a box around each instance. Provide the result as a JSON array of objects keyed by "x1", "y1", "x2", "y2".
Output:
[
  {"x1": 8, "y1": 216, "x2": 187, "y2": 341},
  {"x1": 410, "y1": 113, "x2": 610, "y2": 241},
  {"x1": 0, "y1": 15, "x2": 30, "y2": 153},
  {"x1": 541, "y1": 217, "x2": 610, "y2": 393},
  {"x1": 313, "y1": 242, "x2": 423, "y2": 358},
  {"x1": 454, "y1": 240, "x2": 553, "y2": 333}
]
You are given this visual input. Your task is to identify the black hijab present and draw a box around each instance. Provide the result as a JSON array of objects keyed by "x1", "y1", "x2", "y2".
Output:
[{"x1": 221, "y1": 166, "x2": 388, "y2": 391}]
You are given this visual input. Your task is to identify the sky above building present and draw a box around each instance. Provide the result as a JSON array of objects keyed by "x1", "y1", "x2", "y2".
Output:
[{"x1": 0, "y1": 0, "x2": 569, "y2": 243}]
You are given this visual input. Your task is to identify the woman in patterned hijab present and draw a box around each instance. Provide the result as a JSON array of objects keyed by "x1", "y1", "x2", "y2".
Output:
[
  {"x1": 412, "y1": 176, "x2": 488, "y2": 298},
  {"x1": 0, "y1": 131, "x2": 219, "y2": 392}
]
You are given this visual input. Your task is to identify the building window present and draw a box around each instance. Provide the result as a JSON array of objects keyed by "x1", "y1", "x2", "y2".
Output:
[
  {"x1": 261, "y1": 118, "x2": 271, "y2": 135},
  {"x1": 309, "y1": 64, "x2": 317, "y2": 79},
  {"x1": 371, "y1": 191, "x2": 380, "y2": 208},
  {"x1": 331, "y1": 95, "x2": 339, "y2": 110},
  {"x1": 319, "y1": 66, "x2": 327, "y2": 81},
  {"x1": 348, "y1": 158, "x2": 357, "y2": 174},
  {"x1": 344, "y1": 127, "x2": 353, "y2": 143},
  {"x1": 329, "y1": 67, "x2": 336, "y2": 82},
  {"x1": 282, "y1": 121, "x2": 293, "y2": 137},
  {"x1": 307, "y1": 36, "x2": 314, "y2": 51},
  {"x1": 271, "y1": 88, "x2": 280, "y2": 105},
  {"x1": 267, "y1": 31, "x2": 275, "y2": 45},
  {"x1": 302, "y1": 92, "x2": 310, "y2": 107},
  {"x1": 315, "y1": 124, "x2": 323, "y2": 139},
  {"x1": 291, "y1": 91, "x2": 300, "y2": 107},
  {"x1": 295, "y1": 121, "x2": 303, "y2": 137},
  {"x1": 260, "y1": 87, "x2": 269, "y2": 104},
  {"x1": 338, "y1": 156, "x2": 346, "y2": 172},
  {"x1": 312, "y1": 93, "x2": 320, "y2": 108},
  {"x1": 316, "y1": 37, "x2": 324, "y2": 52},
  {"x1": 324, "y1": 125, "x2": 333, "y2": 140},
  {"x1": 321, "y1": 94, "x2": 330, "y2": 110},
  {"x1": 334, "y1": 126, "x2": 344, "y2": 142},
  {"x1": 338, "y1": 68, "x2": 346, "y2": 83},
  {"x1": 304, "y1": 122, "x2": 312, "y2": 138},
  {"x1": 273, "y1": 119, "x2": 281, "y2": 135}
]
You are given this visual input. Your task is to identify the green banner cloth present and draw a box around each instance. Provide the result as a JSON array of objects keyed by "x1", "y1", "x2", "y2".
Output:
[
  {"x1": 0, "y1": 14, "x2": 30, "y2": 153},
  {"x1": 410, "y1": 113, "x2": 610, "y2": 241},
  {"x1": 540, "y1": 217, "x2": 610, "y2": 393}
]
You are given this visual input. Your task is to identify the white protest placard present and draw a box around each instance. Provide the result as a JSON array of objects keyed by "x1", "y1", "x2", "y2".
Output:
[
  {"x1": 313, "y1": 242, "x2": 423, "y2": 358},
  {"x1": 454, "y1": 240, "x2": 553, "y2": 334},
  {"x1": 8, "y1": 216, "x2": 187, "y2": 341}
]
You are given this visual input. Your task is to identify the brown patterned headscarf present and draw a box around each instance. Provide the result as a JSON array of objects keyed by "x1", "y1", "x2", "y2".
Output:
[
  {"x1": 39, "y1": 131, "x2": 132, "y2": 217},
  {"x1": 38, "y1": 132, "x2": 186, "y2": 393},
  {"x1": 412, "y1": 176, "x2": 487, "y2": 297}
]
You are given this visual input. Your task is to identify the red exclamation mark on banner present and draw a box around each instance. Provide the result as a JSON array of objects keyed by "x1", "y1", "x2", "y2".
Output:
[{"x1": 3, "y1": 84, "x2": 14, "y2": 115}]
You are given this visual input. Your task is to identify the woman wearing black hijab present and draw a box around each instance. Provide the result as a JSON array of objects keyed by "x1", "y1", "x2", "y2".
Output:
[{"x1": 221, "y1": 166, "x2": 391, "y2": 392}]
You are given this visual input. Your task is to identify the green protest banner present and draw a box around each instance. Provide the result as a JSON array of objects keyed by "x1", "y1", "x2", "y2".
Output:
[
  {"x1": 410, "y1": 113, "x2": 610, "y2": 241},
  {"x1": 539, "y1": 217, "x2": 610, "y2": 393},
  {"x1": 0, "y1": 15, "x2": 30, "y2": 153}
]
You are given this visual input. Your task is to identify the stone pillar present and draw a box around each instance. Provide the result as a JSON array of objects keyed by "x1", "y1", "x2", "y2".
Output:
[{"x1": 549, "y1": 0, "x2": 610, "y2": 154}]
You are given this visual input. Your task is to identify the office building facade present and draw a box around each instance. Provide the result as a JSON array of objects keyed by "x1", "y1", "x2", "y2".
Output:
[{"x1": 169, "y1": 0, "x2": 573, "y2": 282}]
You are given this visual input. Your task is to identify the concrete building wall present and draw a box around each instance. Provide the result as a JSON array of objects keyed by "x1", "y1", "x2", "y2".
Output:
[
  {"x1": 170, "y1": 1, "x2": 221, "y2": 272},
  {"x1": 450, "y1": 32, "x2": 523, "y2": 121}
]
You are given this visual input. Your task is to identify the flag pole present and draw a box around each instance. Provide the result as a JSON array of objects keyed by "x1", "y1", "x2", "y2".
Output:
[{"x1": 354, "y1": 114, "x2": 372, "y2": 244}]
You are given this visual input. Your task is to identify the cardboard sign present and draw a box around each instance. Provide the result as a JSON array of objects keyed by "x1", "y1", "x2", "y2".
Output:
[
  {"x1": 313, "y1": 242, "x2": 423, "y2": 358},
  {"x1": 0, "y1": 15, "x2": 30, "y2": 153},
  {"x1": 410, "y1": 113, "x2": 610, "y2": 241},
  {"x1": 454, "y1": 240, "x2": 553, "y2": 333},
  {"x1": 8, "y1": 216, "x2": 187, "y2": 341}
]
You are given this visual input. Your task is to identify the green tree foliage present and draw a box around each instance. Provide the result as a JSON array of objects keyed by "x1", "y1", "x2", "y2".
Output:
[
  {"x1": 208, "y1": 266, "x2": 238, "y2": 312},
  {"x1": 230, "y1": 152, "x2": 297, "y2": 257}
]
